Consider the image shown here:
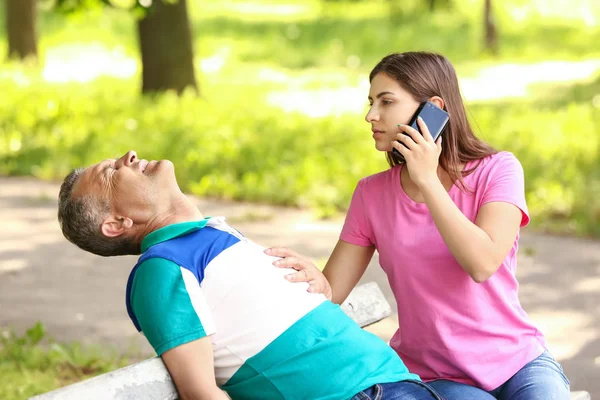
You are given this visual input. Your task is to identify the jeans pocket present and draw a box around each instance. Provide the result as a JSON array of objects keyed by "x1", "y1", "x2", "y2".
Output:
[
  {"x1": 351, "y1": 391, "x2": 371, "y2": 400},
  {"x1": 372, "y1": 384, "x2": 383, "y2": 400},
  {"x1": 404, "y1": 380, "x2": 446, "y2": 400},
  {"x1": 351, "y1": 384, "x2": 382, "y2": 400}
]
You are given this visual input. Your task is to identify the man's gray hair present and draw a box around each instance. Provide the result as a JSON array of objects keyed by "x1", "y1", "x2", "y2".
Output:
[{"x1": 57, "y1": 169, "x2": 140, "y2": 257}]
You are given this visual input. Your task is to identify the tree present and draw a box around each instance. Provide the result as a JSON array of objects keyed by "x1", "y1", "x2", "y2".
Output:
[
  {"x1": 484, "y1": 0, "x2": 498, "y2": 54},
  {"x1": 137, "y1": 0, "x2": 197, "y2": 94},
  {"x1": 5, "y1": 0, "x2": 38, "y2": 61},
  {"x1": 55, "y1": 0, "x2": 198, "y2": 95},
  {"x1": 427, "y1": 0, "x2": 452, "y2": 12}
]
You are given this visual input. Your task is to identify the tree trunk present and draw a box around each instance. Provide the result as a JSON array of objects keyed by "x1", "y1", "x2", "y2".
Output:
[
  {"x1": 5, "y1": 0, "x2": 38, "y2": 61},
  {"x1": 484, "y1": 0, "x2": 498, "y2": 54},
  {"x1": 137, "y1": 0, "x2": 198, "y2": 94}
]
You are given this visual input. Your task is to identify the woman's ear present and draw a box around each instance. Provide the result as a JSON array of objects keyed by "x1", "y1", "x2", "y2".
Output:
[{"x1": 429, "y1": 96, "x2": 445, "y2": 110}]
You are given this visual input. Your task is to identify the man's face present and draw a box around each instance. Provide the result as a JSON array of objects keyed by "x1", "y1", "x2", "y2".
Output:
[{"x1": 74, "y1": 150, "x2": 177, "y2": 222}]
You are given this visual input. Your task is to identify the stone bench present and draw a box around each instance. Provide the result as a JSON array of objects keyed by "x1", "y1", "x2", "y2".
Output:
[{"x1": 29, "y1": 282, "x2": 591, "y2": 400}]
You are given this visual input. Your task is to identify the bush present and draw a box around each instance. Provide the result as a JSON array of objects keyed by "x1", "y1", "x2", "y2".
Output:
[{"x1": 0, "y1": 70, "x2": 598, "y2": 233}]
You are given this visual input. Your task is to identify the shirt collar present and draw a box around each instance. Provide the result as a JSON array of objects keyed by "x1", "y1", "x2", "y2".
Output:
[{"x1": 141, "y1": 218, "x2": 210, "y2": 252}]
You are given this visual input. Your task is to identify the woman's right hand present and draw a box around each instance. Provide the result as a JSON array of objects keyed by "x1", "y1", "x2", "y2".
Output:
[{"x1": 264, "y1": 247, "x2": 333, "y2": 301}]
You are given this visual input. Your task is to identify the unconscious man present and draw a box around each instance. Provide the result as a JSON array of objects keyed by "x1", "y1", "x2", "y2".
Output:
[{"x1": 57, "y1": 150, "x2": 444, "y2": 400}]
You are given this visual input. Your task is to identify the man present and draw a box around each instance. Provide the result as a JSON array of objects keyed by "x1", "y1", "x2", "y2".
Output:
[{"x1": 57, "y1": 150, "x2": 442, "y2": 400}]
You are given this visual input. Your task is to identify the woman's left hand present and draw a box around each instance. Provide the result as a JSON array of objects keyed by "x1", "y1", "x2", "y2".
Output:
[{"x1": 392, "y1": 117, "x2": 442, "y2": 187}]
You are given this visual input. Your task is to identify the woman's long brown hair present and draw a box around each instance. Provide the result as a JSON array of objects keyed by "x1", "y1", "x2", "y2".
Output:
[{"x1": 369, "y1": 52, "x2": 497, "y2": 189}]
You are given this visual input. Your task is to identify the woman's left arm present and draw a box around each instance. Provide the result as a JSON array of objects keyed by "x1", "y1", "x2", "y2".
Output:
[
  {"x1": 420, "y1": 180, "x2": 522, "y2": 283},
  {"x1": 394, "y1": 118, "x2": 523, "y2": 283}
]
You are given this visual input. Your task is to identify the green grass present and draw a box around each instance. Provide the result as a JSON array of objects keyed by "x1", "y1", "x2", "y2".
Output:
[{"x1": 0, "y1": 323, "x2": 131, "y2": 400}]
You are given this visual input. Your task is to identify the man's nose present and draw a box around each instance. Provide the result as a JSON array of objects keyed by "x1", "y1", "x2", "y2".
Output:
[{"x1": 115, "y1": 150, "x2": 137, "y2": 168}]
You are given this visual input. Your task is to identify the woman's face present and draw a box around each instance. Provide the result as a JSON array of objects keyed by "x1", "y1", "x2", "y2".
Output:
[{"x1": 365, "y1": 72, "x2": 421, "y2": 152}]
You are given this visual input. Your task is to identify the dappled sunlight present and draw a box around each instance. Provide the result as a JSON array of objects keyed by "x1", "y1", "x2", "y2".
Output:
[
  {"x1": 193, "y1": 2, "x2": 318, "y2": 23},
  {"x1": 529, "y1": 309, "x2": 598, "y2": 360},
  {"x1": 221, "y1": 2, "x2": 308, "y2": 17},
  {"x1": 266, "y1": 59, "x2": 600, "y2": 117},
  {"x1": 509, "y1": 0, "x2": 598, "y2": 27},
  {"x1": 265, "y1": 70, "x2": 370, "y2": 117},
  {"x1": 42, "y1": 43, "x2": 137, "y2": 83},
  {"x1": 573, "y1": 276, "x2": 600, "y2": 294},
  {"x1": 460, "y1": 59, "x2": 600, "y2": 102},
  {"x1": 41, "y1": 43, "x2": 235, "y2": 82},
  {"x1": 198, "y1": 47, "x2": 231, "y2": 74},
  {"x1": 0, "y1": 259, "x2": 28, "y2": 274},
  {"x1": 266, "y1": 84, "x2": 369, "y2": 118},
  {"x1": 0, "y1": 69, "x2": 32, "y2": 87}
]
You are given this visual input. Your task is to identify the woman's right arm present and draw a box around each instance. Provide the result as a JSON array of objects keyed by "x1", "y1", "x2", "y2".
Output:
[{"x1": 265, "y1": 240, "x2": 375, "y2": 304}]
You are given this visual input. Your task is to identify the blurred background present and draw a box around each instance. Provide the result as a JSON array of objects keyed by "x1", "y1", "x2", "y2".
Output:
[
  {"x1": 0, "y1": 0, "x2": 598, "y2": 398},
  {"x1": 1, "y1": 0, "x2": 599, "y2": 230}
]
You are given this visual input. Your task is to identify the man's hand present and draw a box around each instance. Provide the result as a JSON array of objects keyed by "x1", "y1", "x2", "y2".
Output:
[{"x1": 161, "y1": 336, "x2": 230, "y2": 400}]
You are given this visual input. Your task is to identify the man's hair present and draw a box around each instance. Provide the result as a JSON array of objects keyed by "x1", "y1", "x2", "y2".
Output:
[{"x1": 57, "y1": 169, "x2": 140, "y2": 257}]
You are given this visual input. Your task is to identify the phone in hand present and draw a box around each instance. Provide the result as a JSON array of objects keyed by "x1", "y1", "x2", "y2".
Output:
[{"x1": 392, "y1": 100, "x2": 450, "y2": 162}]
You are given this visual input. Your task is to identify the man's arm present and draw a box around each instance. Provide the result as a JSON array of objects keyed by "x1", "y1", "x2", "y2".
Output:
[
  {"x1": 161, "y1": 336, "x2": 230, "y2": 400},
  {"x1": 130, "y1": 258, "x2": 225, "y2": 399}
]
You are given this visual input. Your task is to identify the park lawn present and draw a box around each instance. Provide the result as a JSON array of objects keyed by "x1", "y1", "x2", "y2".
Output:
[{"x1": 0, "y1": 323, "x2": 133, "y2": 400}]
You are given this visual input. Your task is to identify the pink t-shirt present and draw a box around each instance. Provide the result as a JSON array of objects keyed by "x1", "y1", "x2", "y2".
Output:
[{"x1": 340, "y1": 151, "x2": 546, "y2": 391}]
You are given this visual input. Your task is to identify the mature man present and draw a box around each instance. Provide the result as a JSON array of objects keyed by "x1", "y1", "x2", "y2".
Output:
[{"x1": 57, "y1": 150, "x2": 442, "y2": 400}]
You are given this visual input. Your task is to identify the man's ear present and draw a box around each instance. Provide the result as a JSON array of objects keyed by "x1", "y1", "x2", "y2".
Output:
[
  {"x1": 429, "y1": 96, "x2": 445, "y2": 110},
  {"x1": 101, "y1": 215, "x2": 134, "y2": 238}
]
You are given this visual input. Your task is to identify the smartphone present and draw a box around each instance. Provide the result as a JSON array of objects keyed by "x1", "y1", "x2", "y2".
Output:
[{"x1": 392, "y1": 101, "x2": 449, "y2": 161}]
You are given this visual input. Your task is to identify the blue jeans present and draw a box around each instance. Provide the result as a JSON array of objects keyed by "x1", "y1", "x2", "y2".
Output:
[
  {"x1": 351, "y1": 380, "x2": 446, "y2": 400},
  {"x1": 428, "y1": 350, "x2": 570, "y2": 400}
]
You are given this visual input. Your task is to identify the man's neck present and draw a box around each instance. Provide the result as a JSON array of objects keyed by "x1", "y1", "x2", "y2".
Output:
[{"x1": 137, "y1": 195, "x2": 204, "y2": 244}]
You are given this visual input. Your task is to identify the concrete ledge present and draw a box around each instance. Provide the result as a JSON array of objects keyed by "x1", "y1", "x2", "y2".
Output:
[
  {"x1": 30, "y1": 357, "x2": 176, "y2": 400},
  {"x1": 571, "y1": 391, "x2": 591, "y2": 400}
]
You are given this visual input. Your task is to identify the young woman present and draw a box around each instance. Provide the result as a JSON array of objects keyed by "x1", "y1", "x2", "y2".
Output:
[{"x1": 265, "y1": 52, "x2": 571, "y2": 400}]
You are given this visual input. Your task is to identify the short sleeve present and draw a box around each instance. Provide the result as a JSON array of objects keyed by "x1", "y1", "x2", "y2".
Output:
[
  {"x1": 340, "y1": 179, "x2": 375, "y2": 246},
  {"x1": 481, "y1": 153, "x2": 530, "y2": 227},
  {"x1": 130, "y1": 258, "x2": 216, "y2": 355}
]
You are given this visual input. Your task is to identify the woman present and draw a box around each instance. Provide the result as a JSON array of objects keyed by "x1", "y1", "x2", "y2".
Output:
[{"x1": 265, "y1": 52, "x2": 570, "y2": 400}]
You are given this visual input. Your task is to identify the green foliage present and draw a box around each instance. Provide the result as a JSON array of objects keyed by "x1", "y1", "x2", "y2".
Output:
[
  {"x1": 1, "y1": 0, "x2": 597, "y2": 71},
  {"x1": 0, "y1": 323, "x2": 130, "y2": 400},
  {"x1": 1, "y1": 68, "x2": 598, "y2": 231},
  {"x1": 469, "y1": 79, "x2": 600, "y2": 236},
  {"x1": 0, "y1": 72, "x2": 382, "y2": 216},
  {"x1": 190, "y1": 4, "x2": 600, "y2": 72},
  {"x1": 0, "y1": 0, "x2": 599, "y2": 232},
  {"x1": 51, "y1": 0, "x2": 146, "y2": 14}
]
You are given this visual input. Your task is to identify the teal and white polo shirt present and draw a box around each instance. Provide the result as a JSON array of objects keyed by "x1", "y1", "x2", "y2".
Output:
[{"x1": 125, "y1": 217, "x2": 419, "y2": 399}]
